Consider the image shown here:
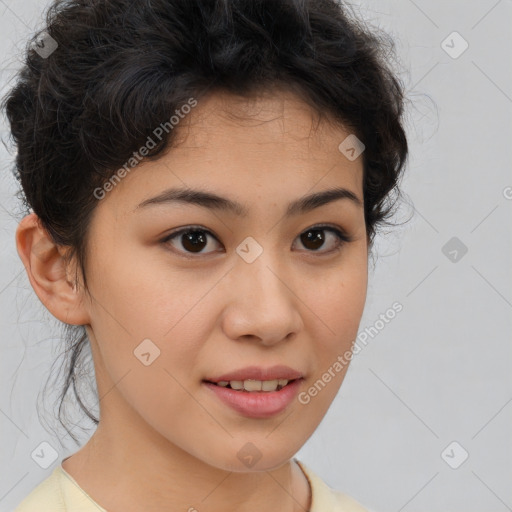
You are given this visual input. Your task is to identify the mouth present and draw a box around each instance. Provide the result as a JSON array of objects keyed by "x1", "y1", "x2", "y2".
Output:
[{"x1": 202, "y1": 377, "x2": 304, "y2": 419}]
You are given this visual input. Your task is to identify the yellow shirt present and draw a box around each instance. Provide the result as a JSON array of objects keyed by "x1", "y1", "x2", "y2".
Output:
[{"x1": 15, "y1": 458, "x2": 372, "y2": 512}]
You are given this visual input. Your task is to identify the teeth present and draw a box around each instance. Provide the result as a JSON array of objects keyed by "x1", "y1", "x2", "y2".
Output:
[
  {"x1": 244, "y1": 380, "x2": 263, "y2": 391},
  {"x1": 215, "y1": 379, "x2": 290, "y2": 392},
  {"x1": 261, "y1": 380, "x2": 278, "y2": 391}
]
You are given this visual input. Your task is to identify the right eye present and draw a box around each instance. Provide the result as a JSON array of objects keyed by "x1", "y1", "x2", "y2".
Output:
[{"x1": 160, "y1": 226, "x2": 223, "y2": 258}]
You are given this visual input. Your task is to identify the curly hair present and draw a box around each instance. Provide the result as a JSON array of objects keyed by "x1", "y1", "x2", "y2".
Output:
[{"x1": 1, "y1": 0, "x2": 409, "y2": 444}]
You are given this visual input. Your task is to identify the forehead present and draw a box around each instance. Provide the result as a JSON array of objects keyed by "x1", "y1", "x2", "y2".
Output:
[
  {"x1": 176, "y1": 88, "x2": 354, "y2": 154},
  {"x1": 97, "y1": 89, "x2": 364, "y2": 217}
]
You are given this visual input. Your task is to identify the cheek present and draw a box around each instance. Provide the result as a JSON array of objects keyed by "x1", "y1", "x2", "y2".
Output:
[
  {"x1": 87, "y1": 235, "x2": 202, "y2": 335},
  {"x1": 297, "y1": 267, "x2": 367, "y2": 418},
  {"x1": 85, "y1": 242, "x2": 220, "y2": 393},
  {"x1": 301, "y1": 248, "x2": 367, "y2": 410},
  {"x1": 309, "y1": 249, "x2": 368, "y2": 344},
  {"x1": 86, "y1": 268, "x2": 211, "y2": 436}
]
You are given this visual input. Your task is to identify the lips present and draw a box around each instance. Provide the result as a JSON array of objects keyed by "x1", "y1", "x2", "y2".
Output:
[
  {"x1": 203, "y1": 378, "x2": 303, "y2": 418},
  {"x1": 202, "y1": 365, "x2": 304, "y2": 418}
]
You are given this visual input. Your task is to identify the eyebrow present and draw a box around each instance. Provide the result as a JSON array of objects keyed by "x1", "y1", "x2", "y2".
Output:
[{"x1": 134, "y1": 186, "x2": 362, "y2": 217}]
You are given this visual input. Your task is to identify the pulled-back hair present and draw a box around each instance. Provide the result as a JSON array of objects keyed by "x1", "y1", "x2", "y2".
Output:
[{"x1": 2, "y1": 0, "x2": 409, "y2": 444}]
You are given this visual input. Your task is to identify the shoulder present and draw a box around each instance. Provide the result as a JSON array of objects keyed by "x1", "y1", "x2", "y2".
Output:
[
  {"x1": 14, "y1": 464, "x2": 106, "y2": 512},
  {"x1": 295, "y1": 458, "x2": 375, "y2": 512},
  {"x1": 329, "y1": 489, "x2": 375, "y2": 512},
  {"x1": 14, "y1": 467, "x2": 65, "y2": 512}
]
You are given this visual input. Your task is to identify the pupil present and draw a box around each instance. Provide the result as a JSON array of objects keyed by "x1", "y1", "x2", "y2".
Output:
[
  {"x1": 182, "y1": 231, "x2": 207, "y2": 252},
  {"x1": 302, "y1": 229, "x2": 324, "y2": 250}
]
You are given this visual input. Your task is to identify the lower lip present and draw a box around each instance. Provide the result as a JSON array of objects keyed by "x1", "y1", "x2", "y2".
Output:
[{"x1": 203, "y1": 379, "x2": 303, "y2": 419}]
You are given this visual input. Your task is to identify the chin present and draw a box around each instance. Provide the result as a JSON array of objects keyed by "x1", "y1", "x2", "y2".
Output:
[{"x1": 199, "y1": 440, "x2": 301, "y2": 473}]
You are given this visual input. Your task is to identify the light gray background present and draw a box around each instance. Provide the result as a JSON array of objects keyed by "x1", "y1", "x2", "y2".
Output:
[{"x1": 1, "y1": 1, "x2": 511, "y2": 511}]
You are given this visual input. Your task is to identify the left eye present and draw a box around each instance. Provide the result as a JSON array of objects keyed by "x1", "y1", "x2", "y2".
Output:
[
  {"x1": 161, "y1": 224, "x2": 351, "y2": 258},
  {"x1": 294, "y1": 226, "x2": 350, "y2": 253}
]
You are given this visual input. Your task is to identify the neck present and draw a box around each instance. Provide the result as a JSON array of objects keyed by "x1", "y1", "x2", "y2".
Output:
[{"x1": 62, "y1": 395, "x2": 311, "y2": 512}]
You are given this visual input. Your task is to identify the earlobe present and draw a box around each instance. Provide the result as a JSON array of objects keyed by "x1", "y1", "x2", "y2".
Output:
[{"x1": 15, "y1": 212, "x2": 90, "y2": 326}]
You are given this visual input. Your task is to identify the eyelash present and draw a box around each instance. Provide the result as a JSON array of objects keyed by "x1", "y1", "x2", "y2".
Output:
[{"x1": 160, "y1": 224, "x2": 353, "y2": 259}]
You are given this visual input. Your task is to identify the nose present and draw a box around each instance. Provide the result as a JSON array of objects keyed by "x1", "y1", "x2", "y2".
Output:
[{"x1": 220, "y1": 251, "x2": 304, "y2": 346}]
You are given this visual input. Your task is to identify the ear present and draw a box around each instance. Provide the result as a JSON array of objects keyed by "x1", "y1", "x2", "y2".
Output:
[{"x1": 15, "y1": 212, "x2": 90, "y2": 326}]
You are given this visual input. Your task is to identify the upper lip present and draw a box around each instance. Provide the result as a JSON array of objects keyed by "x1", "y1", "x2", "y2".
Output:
[{"x1": 204, "y1": 365, "x2": 303, "y2": 383}]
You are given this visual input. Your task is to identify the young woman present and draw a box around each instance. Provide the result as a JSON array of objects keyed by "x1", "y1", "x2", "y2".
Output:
[{"x1": 3, "y1": 0, "x2": 408, "y2": 510}]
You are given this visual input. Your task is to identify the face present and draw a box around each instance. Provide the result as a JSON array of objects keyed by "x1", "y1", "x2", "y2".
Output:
[{"x1": 79, "y1": 89, "x2": 368, "y2": 472}]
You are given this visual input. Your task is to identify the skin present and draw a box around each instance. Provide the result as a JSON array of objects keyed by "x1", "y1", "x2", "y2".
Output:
[{"x1": 16, "y1": 89, "x2": 369, "y2": 512}]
